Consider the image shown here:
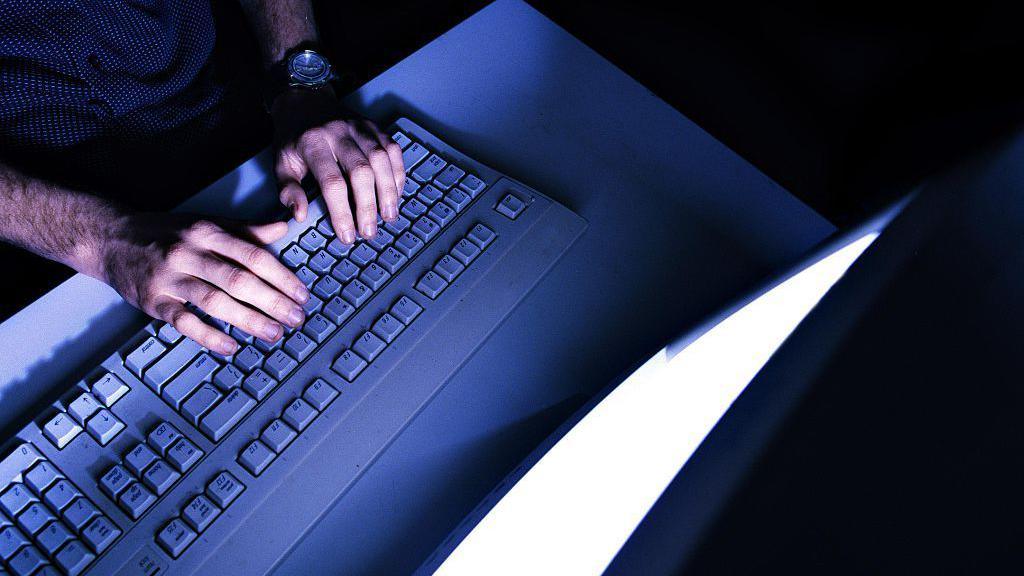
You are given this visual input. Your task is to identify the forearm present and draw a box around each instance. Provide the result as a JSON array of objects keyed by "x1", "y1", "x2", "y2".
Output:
[
  {"x1": 239, "y1": 0, "x2": 319, "y2": 66},
  {"x1": 0, "y1": 162, "x2": 128, "y2": 280}
]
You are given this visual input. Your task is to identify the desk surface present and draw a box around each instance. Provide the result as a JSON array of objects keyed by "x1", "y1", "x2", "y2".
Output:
[{"x1": 0, "y1": 1, "x2": 833, "y2": 573}]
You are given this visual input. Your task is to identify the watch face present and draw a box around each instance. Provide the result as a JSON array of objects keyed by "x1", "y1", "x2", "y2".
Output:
[{"x1": 288, "y1": 50, "x2": 331, "y2": 85}]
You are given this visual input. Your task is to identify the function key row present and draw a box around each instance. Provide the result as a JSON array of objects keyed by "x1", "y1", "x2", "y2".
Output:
[
  {"x1": 415, "y1": 224, "x2": 496, "y2": 300},
  {"x1": 238, "y1": 379, "x2": 340, "y2": 477},
  {"x1": 98, "y1": 422, "x2": 203, "y2": 520},
  {"x1": 330, "y1": 296, "x2": 423, "y2": 383},
  {"x1": 0, "y1": 444, "x2": 119, "y2": 575},
  {"x1": 155, "y1": 471, "x2": 245, "y2": 558},
  {"x1": 41, "y1": 374, "x2": 130, "y2": 450}
]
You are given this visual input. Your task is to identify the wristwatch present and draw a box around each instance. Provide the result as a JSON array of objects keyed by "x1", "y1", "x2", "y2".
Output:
[{"x1": 264, "y1": 45, "x2": 336, "y2": 110}]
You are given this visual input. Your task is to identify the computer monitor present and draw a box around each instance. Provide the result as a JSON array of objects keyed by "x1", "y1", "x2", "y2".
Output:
[{"x1": 417, "y1": 200, "x2": 907, "y2": 575}]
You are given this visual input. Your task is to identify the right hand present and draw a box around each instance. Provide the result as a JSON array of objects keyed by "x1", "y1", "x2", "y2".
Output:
[{"x1": 97, "y1": 213, "x2": 310, "y2": 355}]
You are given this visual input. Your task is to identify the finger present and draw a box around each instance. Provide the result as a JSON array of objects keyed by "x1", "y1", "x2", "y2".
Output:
[
  {"x1": 153, "y1": 298, "x2": 238, "y2": 355},
  {"x1": 174, "y1": 276, "x2": 287, "y2": 344},
  {"x1": 362, "y1": 120, "x2": 406, "y2": 192},
  {"x1": 349, "y1": 123, "x2": 400, "y2": 222},
  {"x1": 303, "y1": 139, "x2": 357, "y2": 244},
  {"x1": 245, "y1": 221, "x2": 290, "y2": 244},
  {"x1": 212, "y1": 221, "x2": 308, "y2": 304},
  {"x1": 190, "y1": 251, "x2": 306, "y2": 330},
  {"x1": 334, "y1": 137, "x2": 379, "y2": 239},
  {"x1": 276, "y1": 149, "x2": 309, "y2": 222}
]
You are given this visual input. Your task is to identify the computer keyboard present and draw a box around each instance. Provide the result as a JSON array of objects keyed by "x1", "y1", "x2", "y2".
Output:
[{"x1": 0, "y1": 118, "x2": 586, "y2": 575}]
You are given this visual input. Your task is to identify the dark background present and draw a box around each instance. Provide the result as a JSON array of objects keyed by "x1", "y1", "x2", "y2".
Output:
[{"x1": 4, "y1": 0, "x2": 1024, "y2": 319}]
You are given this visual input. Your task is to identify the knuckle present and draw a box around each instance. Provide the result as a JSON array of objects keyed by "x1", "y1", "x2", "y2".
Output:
[
  {"x1": 243, "y1": 245, "x2": 270, "y2": 270},
  {"x1": 349, "y1": 164, "x2": 374, "y2": 185},
  {"x1": 385, "y1": 141, "x2": 403, "y2": 157},
  {"x1": 188, "y1": 219, "x2": 218, "y2": 237},
  {"x1": 225, "y1": 266, "x2": 251, "y2": 292},
  {"x1": 367, "y1": 147, "x2": 388, "y2": 164},
  {"x1": 169, "y1": 308, "x2": 189, "y2": 328},
  {"x1": 199, "y1": 289, "x2": 224, "y2": 311}
]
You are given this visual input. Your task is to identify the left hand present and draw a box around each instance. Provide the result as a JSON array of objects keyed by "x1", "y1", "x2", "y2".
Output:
[{"x1": 271, "y1": 87, "x2": 405, "y2": 244}]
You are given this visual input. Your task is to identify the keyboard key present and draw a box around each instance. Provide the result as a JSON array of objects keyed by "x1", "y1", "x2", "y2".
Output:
[
  {"x1": 325, "y1": 236, "x2": 353, "y2": 258},
  {"x1": 390, "y1": 296, "x2": 423, "y2": 325},
  {"x1": 317, "y1": 217, "x2": 335, "y2": 238},
  {"x1": 412, "y1": 216, "x2": 440, "y2": 242},
  {"x1": 162, "y1": 353, "x2": 219, "y2": 410},
  {"x1": 331, "y1": 350, "x2": 368, "y2": 382},
  {"x1": 253, "y1": 334, "x2": 284, "y2": 355},
  {"x1": 366, "y1": 228, "x2": 395, "y2": 252},
  {"x1": 371, "y1": 313, "x2": 405, "y2": 343},
  {"x1": 282, "y1": 398, "x2": 318, "y2": 431},
  {"x1": 302, "y1": 314, "x2": 336, "y2": 343},
  {"x1": 238, "y1": 441, "x2": 275, "y2": 477},
  {"x1": 496, "y1": 193, "x2": 526, "y2": 219},
  {"x1": 313, "y1": 274, "x2": 342, "y2": 300},
  {"x1": 394, "y1": 231, "x2": 424, "y2": 257},
  {"x1": 264, "y1": 349, "x2": 299, "y2": 380},
  {"x1": 401, "y1": 179, "x2": 421, "y2": 198},
  {"x1": 401, "y1": 142, "x2": 429, "y2": 169},
  {"x1": 118, "y1": 483, "x2": 156, "y2": 519},
  {"x1": 330, "y1": 258, "x2": 360, "y2": 283},
  {"x1": 418, "y1": 183, "x2": 443, "y2": 205},
  {"x1": 303, "y1": 379, "x2": 338, "y2": 411},
  {"x1": 36, "y1": 520, "x2": 73, "y2": 555},
  {"x1": 0, "y1": 485, "x2": 35, "y2": 518},
  {"x1": 42, "y1": 413, "x2": 81, "y2": 450},
  {"x1": 182, "y1": 495, "x2": 220, "y2": 533},
  {"x1": 141, "y1": 460, "x2": 179, "y2": 496},
  {"x1": 322, "y1": 297, "x2": 354, "y2": 325},
  {"x1": 434, "y1": 164, "x2": 466, "y2": 190},
  {"x1": 242, "y1": 368, "x2": 279, "y2": 401},
  {"x1": 444, "y1": 187, "x2": 472, "y2": 212},
  {"x1": 147, "y1": 422, "x2": 183, "y2": 456},
  {"x1": 157, "y1": 322, "x2": 183, "y2": 344},
  {"x1": 434, "y1": 254, "x2": 466, "y2": 282},
  {"x1": 124, "y1": 443, "x2": 159, "y2": 476},
  {"x1": 62, "y1": 499, "x2": 99, "y2": 534},
  {"x1": 459, "y1": 173, "x2": 487, "y2": 196},
  {"x1": 82, "y1": 516, "x2": 120, "y2": 553},
  {"x1": 8, "y1": 544, "x2": 46, "y2": 575},
  {"x1": 16, "y1": 502, "x2": 54, "y2": 535},
  {"x1": 233, "y1": 345, "x2": 264, "y2": 374},
  {"x1": 295, "y1": 265, "x2": 319, "y2": 289},
  {"x1": 67, "y1": 393, "x2": 100, "y2": 425},
  {"x1": 230, "y1": 326, "x2": 254, "y2": 345},
  {"x1": 451, "y1": 237, "x2": 482, "y2": 265},
  {"x1": 261, "y1": 419, "x2": 297, "y2": 453},
  {"x1": 42, "y1": 479, "x2": 80, "y2": 511},
  {"x1": 359, "y1": 262, "x2": 391, "y2": 291},
  {"x1": 124, "y1": 336, "x2": 166, "y2": 377},
  {"x1": 428, "y1": 202, "x2": 456, "y2": 227},
  {"x1": 299, "y1": 228, "x2": 328, "y2": 252},
  {"x1": 199, "y1": 389, "x2": 256, "y2": 442},
  {"x1": 156, "y1": 518, "x2": 196, "y2": 558},
  {"x1": 0, "y1": 526, "x2": 28, "y2": 560},
  {"x1": 91, "y1": 373, "x2": 129, "y2": 406},
  {"x1": 377, "y1": 246, "x2": 408, "y2": 274},
  {"x1": 24, "y1": 462, "x2": 63, "y2": 494},
  {"x1": 401, "y1": 197, "x2": 428, "y2": 220},
  {"x1": 283, "y1": 331, "x2": 317, "y2": 361},
  {"x1": 411, "y1": 153, "x2": 446, "y2": 182},
  {"x1": 167, "y1": 438, "x2": 203, "y2": 473},
  {"x1": 348, "y1": 243, "x2": 378, "y2": 267},
  {"x1": 391, "y1": 131, "x2": 412, "y2": 149},
  {"x1": 85, "y1": 410, "x2": 124, "y2": 446},
  {"x1": 143, "y1": 338, "x2": 202, "y2": 392},
  {"x1": 384, "y1": 214, "x2": 412, "y2": 235},
  {"x1": 280, "y1": 244, "x2": 310, "y2": 269},
  {"x1": 342, "y1": 279, "x2": 373, "y2": 308},
  {"x1": 302, "y1": 293, "x2": 324, "y2": 315},
  {"x1": 352, "y1": 331, "x2": 387, "y2": 362},
  {"x1": 181, "y1": 383, "x2": 222, "y2": 426},
  {"x1": 206, "y1": 471, "x2": 245, "y2": 508},
  {"x1": 416, "y1": 271, "x2": 449, "y2": 300},
  {"x1": 213, "y1": 363, "x2": 245, "y2": 390},
  {"x1": 467, "y1": 223, "x2": 497, "y2": 249},
  {"x1": 99, "y1": 465, "x2": 132, "y2": 500},
  {"x1": 307, "y1": 250, "x2": 337, "y2": 275}
]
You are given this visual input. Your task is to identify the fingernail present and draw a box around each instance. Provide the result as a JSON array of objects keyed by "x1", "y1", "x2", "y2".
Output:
[
  {"x1": 384, "y1": 206, "x2": 397, "y2": 221},
  {"x1": 341, "y1": 229, "x2": 356, "y2": 244},
  {"x1": 293, "y1": 287, "x2": 309, "y2": 304},
  {"x1": 220, "y1": 340, "x2": 239, "y2": 355},
  {"x1": 263, "y1": 324, "x2": 282, "y2": 342},
  {"x1": 288, "y1": 307, "x2": 305, "y2": 327},
  {"x1": 362, "y1": 224, "x2": 377, "y2": 239}
]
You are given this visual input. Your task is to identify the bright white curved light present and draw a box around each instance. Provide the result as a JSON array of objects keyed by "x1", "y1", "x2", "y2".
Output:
[{"x1": 435, "y1": 232, "x2": 879, "y2": 576}]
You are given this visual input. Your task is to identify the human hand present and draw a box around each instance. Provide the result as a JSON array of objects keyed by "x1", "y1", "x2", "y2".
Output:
[
  {"x1": 97, "y1": 213, "x2": 310, "y2": 355},
  {"x1": 271, "y1": 87, "x2": 405, "y2": 244}
]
